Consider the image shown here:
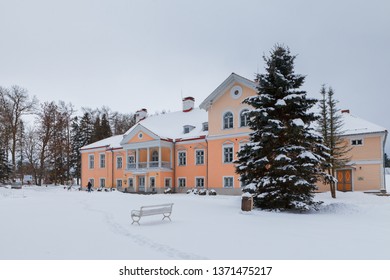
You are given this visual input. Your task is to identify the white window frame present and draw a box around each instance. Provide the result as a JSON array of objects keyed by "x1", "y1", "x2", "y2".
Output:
[
  {"x1": 165, "y1": 177, "x2": 172, "y2": 188},
  {"x1": 195, "y1": 177, "x2": 205, "y2": 188},
  {"x1": 178, "y1": 177, "x2": 186, "y2": 188},
  {"x1": 223, "y1": 176, "x2": 234, "y2": 188},
  {"x1": 195, "y1": 149, "x2": 205, "y2": 165},
  {"x1": 351, "y1": 139, "x2": 364, "y2": 146},
  {"x1": 99, "y1": 178, "x2": 106, "y2": 188},
  {"x1": 178, "y1": 151, "x2": 187, "y2": 166},
  {"x1": 222, "y1": 144, "x2": 234, "y2": 163},
  {"x1": 116, "y1": 156, "x2": 123, "y2": 169},
  {"x1": 88, "y1": 154, "x2": 95, "y2": 169},
  {"x1": 116, "y1": 179, "x2": 122, "y2": 188},
  {"x1": 149, "y1": 176, "x2": 156, "y2": 188},
  {"x1": 223, "y1": 111, "x2": 234, "y2": 129},
  {"x1": 128, "y1": 178, "x2": 134, "y2": 188},
  {"x1": 151, "y1": 151, "x2": 159, "y2": 162},
  {"x1": 99, "y1": 153, "x2": 106, "y2": 168},
  {"x1": 127, "y1": 155, "x2": 135, "y2": 169},
  {"x1": 240, "y1": 109, "x2": 250, "y2": 127}
]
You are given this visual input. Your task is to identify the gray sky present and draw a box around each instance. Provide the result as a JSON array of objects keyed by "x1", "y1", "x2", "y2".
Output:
[{"x1": 1, "y1": 0, "x2": 389, "y2": 151}]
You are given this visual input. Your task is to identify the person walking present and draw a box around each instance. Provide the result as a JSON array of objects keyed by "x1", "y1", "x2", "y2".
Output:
[{"x1": 87, "y1": 181, "x2": 92, "y2": 192}]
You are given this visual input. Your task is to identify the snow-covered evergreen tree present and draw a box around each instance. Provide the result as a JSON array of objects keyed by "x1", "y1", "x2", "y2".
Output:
[
  {"x1": 0, "y1": 146, "x2": 11, "y2": 183},
  {"x1": 236, "y1": 45, "x2": 330, "y2": 211}
]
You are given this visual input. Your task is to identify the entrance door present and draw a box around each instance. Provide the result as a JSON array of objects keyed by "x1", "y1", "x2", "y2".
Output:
[
  {"x1": 138, "y1": 176, "x2": 145, "y2": 192},
  {"x1": 337, "y1": 170, "x2": 352, "y2": 192}
]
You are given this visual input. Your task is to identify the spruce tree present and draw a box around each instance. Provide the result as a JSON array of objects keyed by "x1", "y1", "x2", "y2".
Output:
[
  {"x1": 317, "y1": 85, "x2": 351, "y2": 198},
  {"x1": 100, "y1": 114, "x2": 112, "y2": 138},
  {"x1": 236, "y1": 45, "x2": 330, "y2": 211}
]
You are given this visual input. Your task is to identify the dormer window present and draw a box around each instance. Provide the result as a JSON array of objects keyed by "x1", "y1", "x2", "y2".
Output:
[
  {"x1": 202, "y1": 122, "x2": 209, "y2": 131},
  {"x1": 183, "y1": 125, "x2": 195, "y2": 134}
]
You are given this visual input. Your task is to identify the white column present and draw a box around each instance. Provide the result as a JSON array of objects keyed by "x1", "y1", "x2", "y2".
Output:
[
  {"x1": 147, "y1": 147, "x2": 150, "y2": 168},
  {"x1": 170, "y1": 146, "x2": 173, "y2": 168},
  {"x1": 136, "y1": 148, "x2": 139, "y2": 169},
  {"x1": 158, "y1": 145, "x2": 162, "y2": 168}
]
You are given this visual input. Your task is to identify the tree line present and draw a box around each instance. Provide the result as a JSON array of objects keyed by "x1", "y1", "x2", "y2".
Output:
[{"x1": 0, "y1": 86, "x2": 136, "y2": 185}]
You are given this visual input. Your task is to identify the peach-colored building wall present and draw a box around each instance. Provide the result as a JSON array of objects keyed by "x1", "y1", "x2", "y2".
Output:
[
  {"x1": 81, "y1": 148, "x2": 125, "y2": 188},
  {"x1": 208, "y1": 82, "x2": 254, "y2": 136},
  {"x1": 346, "y1": 135, "x2": 382, "y2": 161},
  {"x1": 175, "y1": 140, "x2": 207, "y2": 192}
]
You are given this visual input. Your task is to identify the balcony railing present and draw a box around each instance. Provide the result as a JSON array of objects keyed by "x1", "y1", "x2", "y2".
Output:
[{"x1": 127, "y1": 161, "x2": 171, "y2": 170}]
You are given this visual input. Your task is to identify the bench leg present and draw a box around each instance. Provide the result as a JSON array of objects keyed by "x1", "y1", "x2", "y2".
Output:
[
  {"x1": 131, "y1": 216, "x2": 141, "y2": 225},
  {"x1": 162, "y1": 213, "x2": 171, "y2": 221}
]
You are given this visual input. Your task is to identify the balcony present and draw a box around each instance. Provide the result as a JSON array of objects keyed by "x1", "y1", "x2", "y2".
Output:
[{"x1": 127, "y1": 161, "x2": 171, "y2": 170}]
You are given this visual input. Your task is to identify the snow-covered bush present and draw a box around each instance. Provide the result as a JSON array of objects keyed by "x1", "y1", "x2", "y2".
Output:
[
  {"x1": 208, "y1": 189, "x2": 217, "y2": 196},
  {"x1": 164, "y1": 188, "x2": 172, "y2": 194},
  {"x1": 198, "y1": 189, "x2": 207, "y2": 196}
]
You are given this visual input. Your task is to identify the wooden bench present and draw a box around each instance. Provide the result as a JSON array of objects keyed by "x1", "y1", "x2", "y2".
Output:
[{"x1": 131, "y1": 203, "x2": 173, "y2": 225}]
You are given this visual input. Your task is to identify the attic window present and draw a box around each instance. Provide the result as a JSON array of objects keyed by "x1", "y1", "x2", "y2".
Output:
[
  {"x1": 202, "y1": 122, "x2": 209, "y2": 131},
  {"x1": 183, "y1": 125, "x2": 195, "y2": 134},
  {"x1": 351, "y1": 139, "x2": 363, "y2": 146}
]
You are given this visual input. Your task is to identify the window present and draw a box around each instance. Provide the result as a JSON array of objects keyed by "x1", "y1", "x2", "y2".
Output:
[
  {"x1": 240, "y1": 109, "x2": 249, "y2": 127},
  {"x1": 196, "y1": 150, "x2": 204, "y2": 165},
  {"x1": 152, "y1": 151, "x2": 159, "y2": 162},
  {"x1": 351, "y1": 139, "x2": 363, "y2": 146},
  {"x1": 178, "y1": 178, "x2": 186, "y2": 188},
  {"x1": 116, "y1": 179, "x2": 122, "y2": 188},
  {"x1": 127, "y1": 155, "x2": 135, "y2": 168},
  {"x1": 223, "y1": 112, "x2": 234, "y2": 129},
  {"x1": 128, "y1": 178, "x2": 134, "y2": 188},
  {"x1": 150, "y1": 177, "x2": 155, "y2": 188},
  {"x1": 239, "y1": 142, "x2": 248, "y2": 152},
  {"x1": 100, "y1": 178, "x2": 105, "y2": 188},
  {"x1": 224, "y1": 177, "x2": 234, "y2": 188},
  {"x1": 183, "y1": 125, "x2": 195, "y2": 134},
  {"x1": 202, "y1": 122, "x2": 209, "y2": 131},
  {"x1": 196, "y1": 177, "x2": 205, "y2": 188},
  {"x1": 178, "y1": 151, "x2": 186, "y2": 166},
  {"x1": 223, "y1": 145, "x2": 234, "y2": 163},
  {"x1": 89, "y1": 155, "x2": 94, "y2": 169},
  {"x1": 89, "y1": 178, "x2": 94, "y2": 187},
  {"x1": 100, "y1": 154, "x2": 105, "y2": 168},
  {"x1": 116, "y1": 156, "x2": 123, "y2": 169},
  {"x1": 165, "y1": 178, "x2": 171, "y2": 188}
]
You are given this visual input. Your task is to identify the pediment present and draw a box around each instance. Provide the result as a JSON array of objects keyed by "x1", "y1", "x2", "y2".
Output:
[
  {"x1": 199, "y1": 73, "x2": 256, "y2": 111},
  {"x1": 120, "y1": 124, "x2": 160, "y2": 145}
]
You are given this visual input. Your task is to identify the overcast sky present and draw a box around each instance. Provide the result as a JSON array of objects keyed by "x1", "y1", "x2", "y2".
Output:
[{"x1": 1, "y1": 0, "x2": 389, "y2": 150}]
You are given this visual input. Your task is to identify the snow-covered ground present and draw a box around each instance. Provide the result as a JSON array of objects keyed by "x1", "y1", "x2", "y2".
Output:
[{"x1": 0, "y1": 184, "x2": 389, "y2": 260}]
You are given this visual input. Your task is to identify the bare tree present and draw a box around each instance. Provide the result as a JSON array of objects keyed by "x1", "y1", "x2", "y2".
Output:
[
  {"x1": 0, "y1": 86, "x2": 38, "y2": 178},
  {"x1": 36, "y1": 101, "x2": 57, "y2": 185}
]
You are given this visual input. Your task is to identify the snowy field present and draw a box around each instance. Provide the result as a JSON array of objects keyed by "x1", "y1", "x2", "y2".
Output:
[{"x1": 0, "y1": 184, "x2": 389, "y2": 260}]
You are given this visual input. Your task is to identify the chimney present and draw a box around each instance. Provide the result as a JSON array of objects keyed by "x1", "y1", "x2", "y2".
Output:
[
  {"x1": 182, "y1": 97, "x2": 195, "y2": 112},
  {"x1": 135, "y1": 108, "x2": 148, "y2": 123},
  {"x1": 341, "y1": 109, "x2": 350, "y2": 114}
]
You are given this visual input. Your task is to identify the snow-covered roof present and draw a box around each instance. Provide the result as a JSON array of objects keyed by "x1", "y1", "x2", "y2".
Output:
[
  {"x1": 341, "y1": 112, "x2": 387, "y2": 136},
  {"x1": 199, "y1": 72, "x2": 256, "y2": 111},
  {"x1": 80, "y1": 135, "x2": 124, "y2": 151},
  {"x1": 124, "y1": 108, "x2": 208, "y2": 141}
]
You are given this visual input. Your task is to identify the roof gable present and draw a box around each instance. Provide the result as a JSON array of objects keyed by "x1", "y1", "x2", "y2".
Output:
[
  {"x1": 199, "y1": 72, "x2": 256, "y2": 111},
  {"x1": 120, "y1": 124, "x2": 160, "y2": 145},
  {"x1": 341, "y1": 112, "x2": 387, "y2": 136},
  {"x1": 123, "y1": 108, "x2": 208, "y2": 141}
]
